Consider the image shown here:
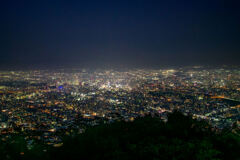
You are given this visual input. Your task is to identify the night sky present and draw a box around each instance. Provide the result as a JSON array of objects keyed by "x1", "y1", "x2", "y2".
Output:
[{"x1": 1, "y1": 0, "x2": 240, "y2": 69}]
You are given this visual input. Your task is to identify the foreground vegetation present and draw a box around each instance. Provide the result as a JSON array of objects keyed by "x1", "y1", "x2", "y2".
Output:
[{"x1": 0, "y1": 111, "x2": 239, "y2": 160}]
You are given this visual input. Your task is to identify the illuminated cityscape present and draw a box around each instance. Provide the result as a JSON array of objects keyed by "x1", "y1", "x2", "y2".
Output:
[
  {"x1": 1, "y1": 0, "x2": 240, "y2": 159},
  {"x1": 0, "y1": 66, "x2": 239, "y2": 146}
]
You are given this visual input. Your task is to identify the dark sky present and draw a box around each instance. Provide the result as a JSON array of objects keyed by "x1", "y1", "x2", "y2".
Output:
[{"x1": 0, "y1": 0, "x2": 240, "y2": 69}]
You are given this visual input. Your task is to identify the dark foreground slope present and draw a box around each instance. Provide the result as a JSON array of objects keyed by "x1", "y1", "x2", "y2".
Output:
[{"x1": 1, "y1": 112, "x2": 240, "y2": 160}]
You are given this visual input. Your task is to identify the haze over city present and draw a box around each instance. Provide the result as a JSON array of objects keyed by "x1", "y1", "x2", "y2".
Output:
[{"x1": 1, "y1": 0, "x2": 240, "y2": 69}]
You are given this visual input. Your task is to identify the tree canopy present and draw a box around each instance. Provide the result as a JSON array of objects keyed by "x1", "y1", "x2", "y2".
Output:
[{"x1": 0, "y1": 111, "x2": 239, "y2": 160}]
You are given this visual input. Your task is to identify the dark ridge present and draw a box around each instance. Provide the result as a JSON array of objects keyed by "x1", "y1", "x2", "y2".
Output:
[{"x1": 0, "y1": 111, "x2": 239, "y2": 160}]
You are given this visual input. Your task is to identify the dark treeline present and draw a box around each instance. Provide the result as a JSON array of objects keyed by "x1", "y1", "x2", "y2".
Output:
[{"x1": 0, "y1": 111, "x2": 239, "y2": 160}]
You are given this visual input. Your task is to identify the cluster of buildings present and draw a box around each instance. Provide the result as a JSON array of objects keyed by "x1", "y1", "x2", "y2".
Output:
[{"x1": 0, "y1": 66, "x2": 239, "y2": 145}]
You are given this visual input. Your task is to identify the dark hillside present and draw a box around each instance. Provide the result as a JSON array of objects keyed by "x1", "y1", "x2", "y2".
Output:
[{"x1": 1, "y1": 111, "x2": 239, "y2": 160}]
